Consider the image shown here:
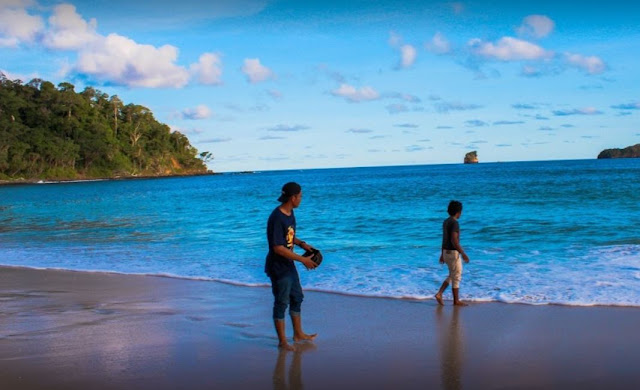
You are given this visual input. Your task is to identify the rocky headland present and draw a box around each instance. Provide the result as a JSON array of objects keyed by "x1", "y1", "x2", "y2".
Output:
[{"x1": 597, "y1": 143, "x2": 640, "y2": 159}]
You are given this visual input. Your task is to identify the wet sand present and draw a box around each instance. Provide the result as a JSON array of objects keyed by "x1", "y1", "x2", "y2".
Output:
[{"x1": 1, "y1": 266, "x2": 639, "y2": 389}]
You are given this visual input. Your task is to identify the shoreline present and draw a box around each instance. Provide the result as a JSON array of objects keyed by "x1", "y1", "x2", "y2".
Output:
[
  {"x1": 2, "y1": 264, "x2": 639, "y2": 310},
  {"x1": 1, "y1": 265, "x2": 639, "y2": 389},
  {"x1": 0, "y1": 171, "x2": 219, "y2": 187}
]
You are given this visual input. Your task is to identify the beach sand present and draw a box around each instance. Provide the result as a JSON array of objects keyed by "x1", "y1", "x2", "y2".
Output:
[{"x1": 1, "y1": 266, "x2": 638, "y2": 389}]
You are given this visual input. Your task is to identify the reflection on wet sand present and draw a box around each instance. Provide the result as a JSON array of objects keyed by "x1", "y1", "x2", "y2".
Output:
[
  {"x1": 273, "y1": 343, "x2": 317, "y2": 390},
  {"x1": 437, "y1": 306, "x2": 464, "y2": 390}
]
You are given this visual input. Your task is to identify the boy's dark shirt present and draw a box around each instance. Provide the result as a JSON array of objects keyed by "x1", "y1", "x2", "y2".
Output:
[
  {"x1": 442, "y1": 216, "x2": 460, "y2": 250},
  {"x1": 265, "y1": 207, "x2": 297, "y2": 279}
]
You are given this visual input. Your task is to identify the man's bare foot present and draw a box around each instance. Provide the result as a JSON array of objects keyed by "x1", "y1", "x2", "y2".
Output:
[
  {"x1": 453, "y1": 301, "x2": 468, "y2": 306},
  {"x1": 435, "y1": 293, "x2": 444, "y2": 305},
  {"x1": 278, "y1": 342, "x2": 296, "y2": 351},
  {"x1": 293, "y1": 332, "x2": 317, "y2": 343}
]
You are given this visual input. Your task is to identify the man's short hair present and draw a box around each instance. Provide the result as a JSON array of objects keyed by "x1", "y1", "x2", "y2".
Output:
[
  {"x1": 447, "y1": 200, "x2": 463, "y2": 216},
  {"x1": 278, "y1": 182, "x2": 301, "y2": 203}
]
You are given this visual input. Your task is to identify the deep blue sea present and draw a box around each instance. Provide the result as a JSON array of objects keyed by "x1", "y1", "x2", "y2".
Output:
[{"x1": 1, "y1": 159, "x2": 639, "y2": 307}]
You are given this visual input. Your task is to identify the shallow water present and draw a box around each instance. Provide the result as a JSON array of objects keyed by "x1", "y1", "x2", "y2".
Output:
[{"x1": 1, "y1": 159, "x2": 639, "y2": 306}]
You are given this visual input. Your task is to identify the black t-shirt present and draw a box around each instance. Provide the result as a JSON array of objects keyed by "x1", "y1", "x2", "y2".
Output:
[
  {"x1": 265, "y1": 207, "x2": 297, "y2": 278},
  {"x1": 442, "y1": 216, "x2": 460, "y2": 250}
]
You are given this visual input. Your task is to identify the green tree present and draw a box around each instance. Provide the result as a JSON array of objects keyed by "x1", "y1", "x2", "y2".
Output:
[{"x1": 0, "y1": 75, "x2": 210, "y2": 181}]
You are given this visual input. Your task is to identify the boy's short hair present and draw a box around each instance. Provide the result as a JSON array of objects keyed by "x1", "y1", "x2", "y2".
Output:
[{"x1": 447, "y1": 200, "x2": 463, "y2": 216}]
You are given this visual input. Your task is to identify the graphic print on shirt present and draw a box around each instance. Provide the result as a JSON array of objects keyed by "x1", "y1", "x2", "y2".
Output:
[{"x1": 286, "y1": 226, "x2": 295, "y2": 250}]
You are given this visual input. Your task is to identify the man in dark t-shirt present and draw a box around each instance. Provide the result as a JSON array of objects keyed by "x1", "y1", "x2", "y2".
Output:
[
  {"x1": 435, "y1": 200, "x2": 470, "y2": 306},
  {"x1": 265, "y1": 182, "x2": 318, "y2": 351}
]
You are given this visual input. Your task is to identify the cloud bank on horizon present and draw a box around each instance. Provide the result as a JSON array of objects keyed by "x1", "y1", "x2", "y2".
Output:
[{"x1": 0, "y1": 0, "x2": 638, "y2": 171}]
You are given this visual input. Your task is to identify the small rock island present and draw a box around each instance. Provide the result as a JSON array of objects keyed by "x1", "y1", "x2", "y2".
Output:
[
  {"x1": 464, "y1": 151, "x2": 478, "y2": 164},
  {"x1": 597, "y1": 144, "x2": 640, "y2": 159}
]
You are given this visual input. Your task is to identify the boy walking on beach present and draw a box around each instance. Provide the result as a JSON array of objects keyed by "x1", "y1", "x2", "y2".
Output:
[
  {"x1": 435, "y1": 200, "x2": 470, "y2": 306},
  {"x1": 265, "y1": 182, "x2": 318, "y2": 351}
]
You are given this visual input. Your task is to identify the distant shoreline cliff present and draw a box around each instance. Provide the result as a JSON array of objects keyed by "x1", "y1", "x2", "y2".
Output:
[{"x1": 597, "y1": 144, "x2": 640, "y2": 159}]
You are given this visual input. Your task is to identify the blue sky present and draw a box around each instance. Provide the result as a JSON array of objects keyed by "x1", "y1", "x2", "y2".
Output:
[{"x1": 1, "y1": 0, "x2": 639, "y2": 172}]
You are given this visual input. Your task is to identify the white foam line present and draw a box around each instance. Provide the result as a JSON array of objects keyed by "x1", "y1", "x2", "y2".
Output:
[
  {"x1": 36, "y1": 179, "x2": 108, "y2": 184},
  {"x1": 2, "y1": 264, "x2": 640, "y2": 308}
]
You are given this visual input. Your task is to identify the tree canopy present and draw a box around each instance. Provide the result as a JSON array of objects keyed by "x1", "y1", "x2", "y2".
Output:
[{"x1": 0, "y1": 74, "x2": 211, "y2": 181}]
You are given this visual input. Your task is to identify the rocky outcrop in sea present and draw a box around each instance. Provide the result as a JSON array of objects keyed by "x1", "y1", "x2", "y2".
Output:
[{"x1": 464, "y1": 151, "x2": 478, "y2": 164}]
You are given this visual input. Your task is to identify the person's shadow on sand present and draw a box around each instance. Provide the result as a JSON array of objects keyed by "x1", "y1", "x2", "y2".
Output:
[
  {"x1": 436, "y1": 306, "x2": 464, "y2": 390},
  {"x1": 272, "y1": 342, "x2": 317, "y2": 390}
]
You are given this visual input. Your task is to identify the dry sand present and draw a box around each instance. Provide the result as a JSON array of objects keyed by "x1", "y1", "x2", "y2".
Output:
[{"x1": 1, "y1": 266, "x2": 639, "y2": 389}]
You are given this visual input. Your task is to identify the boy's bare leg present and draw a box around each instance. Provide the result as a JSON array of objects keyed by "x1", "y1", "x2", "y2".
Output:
[
  {"x1": 435, "y1": 281, "x2": 449, "y2": 305},
  {"x1": 452, "y1": 288, "x2": 468, "y2": 306},
  {"x1": 275, "y1": 319, "x2": 296, "y2": 350},
  {"x1": 291, "y1": 315, "x2": 317, "y2": 342}
]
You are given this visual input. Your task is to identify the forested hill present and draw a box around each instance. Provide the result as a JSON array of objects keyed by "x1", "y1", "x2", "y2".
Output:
[{"x1": 0, "y1": 74, "x2": 212, "y2": 182}]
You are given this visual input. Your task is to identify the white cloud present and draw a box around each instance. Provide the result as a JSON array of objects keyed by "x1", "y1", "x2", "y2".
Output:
[
  {"x1": 241, "y1": 58, "x2": 274, "y2": 84},
  {"x1": 267, "y1": 124, "x2": 310, "y2": 132},
  {"x1": 521, "y1": 65, "x2": 541, "y2": 77},
  {"x1": 2, "y1": 2, "x2": 192, "y2": 88},
  {"x1": 552, "y1": 107, "x2": 603, "y2": 116},
  {"x1": 517, "y1": 15, "x2": 555, "y2": 39},
  {"x1": 564, "y1": 53, "x2": 606, "y2": 75},
  {"x1": 466, "y1": 120, "x2": 488, "y2": 127},
  {"x1": 0, "y1": 37, "x2": 18, "y2": 47},
  {"x1": 0, "y1": 68, "x2": 37, "y2": 81},
  {"x1": 406, "y1": 145, "x2": 425, "y2": 152},
  {"x1": 75, "y1": 33, "x2": 190, "y2": 88},
  {"x1": 435, "y1": 101, "x2": 483, "y2": 113},
  {"x1": 55, "y1": 57, "x2": 74, "y2": 78},
  {"x1": 43, "y1": 4, "x2": 98, "y2": 50},
  {"x1": 388, "y1": 31, "x2": 416, "y2": 69},
  {"x1": 469, "y1": 37, "x2": 553, "y2": 61},
  {"x1": 386, "y1": 104, "x2": 409, "y2": 114},
  {"x1": 611, "y1": 102, "x2": 640, "y2": 110},
  {"x1": 0, "y1": 6, "x2": 43, "y2": 47},
  {"x1": 386, "y1": 92, "x2": 421, "y2": 102},
  {"x1": 346, "y1": 128, "x2": 373, "y2": 134},
  {"x1": 512, "y1": 103, "x2": 540, "y2": 110},
  {"x1": 394, "y1": 123, "x2": 419, "y2": 128},
  {"x1": 267, "y1": 89, "x2": 282, "y2": 99},
  {"x1": 426, "y1": 32, "x2": 451, "y2": 54},
  {"x1": 331, "y1": 84, "x2": 380, "y2": 102},
  {"x1": 1, "y1": 1, "x2": 224, "y2": 88},
  {"x1": 200, "y1": 137, "x2": 231, "y2": 143},
  {"x1": 0, "y1": 0, "x2": 37, "y2": 8},
  {"x1": 182, "y1": 104, "x2": 212, "y2": 120},
  {"x1": 578, "y1": 107, "x2": 603, "y2": 115},
  {"x1": 259, "y1": 135, "x2": 285, "y2": 140},
  {"x1": 190, "y1": 52, "x2": 222, "y2": 85},
  {"x1": 399, "y1": 44, "x2": 417, "y2": 68},
  {"x1": 388, "y1": 31, "x2": 402, "y2": 47},
  {"x1": 170, "y1": 125, "x2": 203, "y2": 135},
  {"x1": 493, "y1": 120, "x2": 525, "y2": 125}
]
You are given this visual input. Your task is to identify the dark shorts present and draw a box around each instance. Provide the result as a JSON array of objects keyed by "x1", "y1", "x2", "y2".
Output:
[{"x1": 270, "y1": 271, "x2": 304, "y2": 320}]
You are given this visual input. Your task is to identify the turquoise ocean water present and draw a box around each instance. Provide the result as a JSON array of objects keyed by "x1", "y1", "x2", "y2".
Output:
[{"x1": 1, "y1": 159, "x2": 639, "y2": 306}]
